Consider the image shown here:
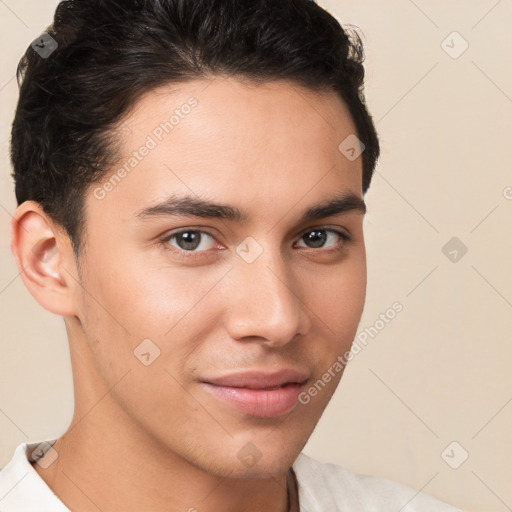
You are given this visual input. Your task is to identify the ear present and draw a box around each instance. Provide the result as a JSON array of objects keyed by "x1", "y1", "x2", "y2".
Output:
[{"x1": 10, "y1": 200, "x2": 79, "y2": 317}]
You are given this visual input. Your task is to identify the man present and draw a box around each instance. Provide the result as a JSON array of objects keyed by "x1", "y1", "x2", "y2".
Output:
[{"x1": 0, "y1": 0, "x2": 463, "y2": 510}]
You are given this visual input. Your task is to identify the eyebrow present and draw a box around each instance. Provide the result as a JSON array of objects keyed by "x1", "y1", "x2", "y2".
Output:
[{"x1": 135, "y1": 192, "x2": 366, "y2": 224}]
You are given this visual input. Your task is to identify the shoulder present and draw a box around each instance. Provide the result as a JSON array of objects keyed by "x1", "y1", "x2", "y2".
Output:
[{"x1": 292, "y1": 452, "x2": 463, "y2": 512}]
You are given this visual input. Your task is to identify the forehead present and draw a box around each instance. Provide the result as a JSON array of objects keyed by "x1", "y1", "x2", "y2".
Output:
[{"x1": 87, "y1": 76, "x2": 363, "y2": 227}]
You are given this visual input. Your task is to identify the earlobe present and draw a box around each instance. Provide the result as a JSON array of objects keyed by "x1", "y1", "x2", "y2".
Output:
[{"x1": 10, "y1": 200, "x2": 78, "y2": 317}]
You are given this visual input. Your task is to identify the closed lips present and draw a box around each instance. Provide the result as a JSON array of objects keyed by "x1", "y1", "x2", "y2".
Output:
[
  {"x1": 201, "y1": 369, "x2": 309, "y2": 389},
  {"x1": 200, "y1": 372, "x2": 309, "y2": 418}
]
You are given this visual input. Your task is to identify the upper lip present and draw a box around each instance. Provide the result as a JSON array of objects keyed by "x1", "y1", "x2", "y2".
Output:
[{"x1": 202, "y1": 369, "x2": 309, "y2": 389}]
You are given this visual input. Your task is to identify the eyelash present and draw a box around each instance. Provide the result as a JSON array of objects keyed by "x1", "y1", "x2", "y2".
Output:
[{"x1": 159, "y1": 227, "x2": 351, "y2": 260}]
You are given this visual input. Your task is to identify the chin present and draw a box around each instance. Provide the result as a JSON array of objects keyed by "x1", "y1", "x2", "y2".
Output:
[
  {"x1": 231, "y1": 438, "x2": 306, "y2": 479},
  {"x1": 221, "y1": 455, "x2": 297, "y2": 480},
  {"x1": 192, "y1": 441, "x2": 303, "y2": 480}
]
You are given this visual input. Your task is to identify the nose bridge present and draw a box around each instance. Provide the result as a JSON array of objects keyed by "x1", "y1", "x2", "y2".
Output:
[{"x1": 225, "y1": 240, "x2": 307, "y2": 345}]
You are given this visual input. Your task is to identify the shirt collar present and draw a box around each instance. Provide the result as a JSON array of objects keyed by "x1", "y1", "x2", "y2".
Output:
[{"x1": 0, "y1": 439, "x2": 69, "y2": 512}]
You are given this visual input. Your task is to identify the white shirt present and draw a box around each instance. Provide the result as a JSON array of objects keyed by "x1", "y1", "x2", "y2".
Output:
[{"x1": 0, "y1": 440, "x2": 462, "y2": 511}]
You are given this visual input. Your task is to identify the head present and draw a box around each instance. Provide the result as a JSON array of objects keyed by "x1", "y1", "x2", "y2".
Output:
[{"x1": 10, "y1": 0, "x2": 379, "y2": 479}]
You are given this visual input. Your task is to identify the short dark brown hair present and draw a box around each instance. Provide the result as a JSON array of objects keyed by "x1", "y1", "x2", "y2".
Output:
[{"x1": 11, "y1": 0, "x2": 380, "y2": 257}]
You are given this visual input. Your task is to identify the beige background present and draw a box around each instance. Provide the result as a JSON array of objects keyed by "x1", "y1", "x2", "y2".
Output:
[{"x1": 1, "y1": 1, "x2": 511, "y2": 511}]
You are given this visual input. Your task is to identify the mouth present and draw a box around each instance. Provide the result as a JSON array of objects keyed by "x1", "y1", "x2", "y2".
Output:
[{"x1": 200, "y1": 369, "x2": 309, "y2": 418}]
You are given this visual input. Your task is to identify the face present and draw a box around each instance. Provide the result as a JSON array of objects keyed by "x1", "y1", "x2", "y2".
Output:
[{"x1": 72, "y1": 76, "x2": 367, "y2": 478}]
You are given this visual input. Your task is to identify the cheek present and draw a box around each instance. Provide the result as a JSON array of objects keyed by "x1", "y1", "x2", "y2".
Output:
[
  {"x1": 299, "y1": 255, "x2": 366, "y2": 388},
  {"x1": 75, "y1": 252, "x2": 229, "y2": 382},
  {"x1": 79, "y1": 244, "x2": 212, "y2": 334},
  {"x1": 313, "y1": 254, "x2": 366, "y2": 334}
]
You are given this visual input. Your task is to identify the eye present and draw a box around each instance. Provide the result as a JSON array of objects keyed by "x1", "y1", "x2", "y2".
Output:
[
  {"x1": 295, "y1": 229, "x2": 350, "y2": 251},
  {"x1": 161, "y1": 229, "x2": 218, "y2": 256},
  {"x1": 160, "y1": 227, "x2": 351, "y2": 259}
]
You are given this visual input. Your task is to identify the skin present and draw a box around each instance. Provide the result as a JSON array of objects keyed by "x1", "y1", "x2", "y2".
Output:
[{"x1": 11, "y1": 76, "x2": 367, "y2": 512}]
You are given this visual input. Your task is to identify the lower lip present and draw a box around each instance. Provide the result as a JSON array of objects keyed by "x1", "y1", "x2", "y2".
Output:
[{"x1": 201, "y1": 382, "x2": 304, "y2": 418}]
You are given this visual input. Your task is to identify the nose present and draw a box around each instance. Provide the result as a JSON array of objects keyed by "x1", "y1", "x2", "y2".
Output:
[{"x1": 224, "y1": 249, "x2": 310, "y2": 347}]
